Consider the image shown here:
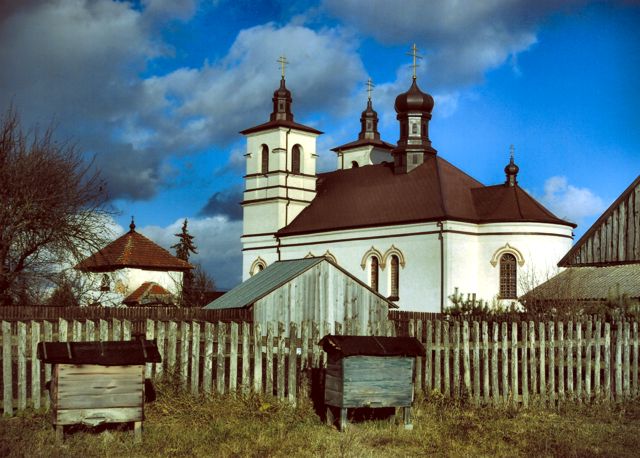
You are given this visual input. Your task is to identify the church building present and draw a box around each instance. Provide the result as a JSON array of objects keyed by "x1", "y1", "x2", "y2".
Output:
[{"x1": 240, "y1": 54, "x2": 575, "y2": 312}]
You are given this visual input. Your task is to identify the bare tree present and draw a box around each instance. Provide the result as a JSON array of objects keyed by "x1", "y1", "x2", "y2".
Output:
[
  {"x1": 181, "y1": 263, "x2": 216, "y2": 308},
  {"x1": 0, "y1": 107, "x2": 111, "y2": 306}
]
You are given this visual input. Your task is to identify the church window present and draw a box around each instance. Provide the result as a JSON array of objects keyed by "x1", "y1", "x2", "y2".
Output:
[
  {"x1": 250, "y1": 257, "x2": 267, "y2": 276},
  {"x1": 279, "y1": 101, "x2": 284, "y2": 111},
  {"x1": 261, "y1": 145, "x2": 269, "y2": 174},
  {"x1": 351, "y1": 161, "x2": 359, "y2": 168},
  {"x1": 366, "y1": 120, "x2": 372, "y2": 130},
  {"x1": 370, "y1": 256, "x2": 379, "y2": 292},
  {"x1": 292, "y1": 144, "x2": 301, "y2": 174},
  {"x1": 411, "y1": 121, "x2": 418, "y2": 135},
  {"x1": 100, "y1": 274, "x2": 110, "y2": 292},
  {"x1": 390, "y1": 255, "x2": 399, "y2": 299},
  {"x1": 499, "y1": 253, "x2": 517, "y2": 299}
]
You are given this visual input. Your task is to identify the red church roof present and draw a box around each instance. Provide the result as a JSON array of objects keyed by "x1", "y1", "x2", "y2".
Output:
[
  {"x1": 76, "y1": 227, "x2": 192, "y2": 272},
  {"x1": 123, "y1": 282, "x2": 174, "y2": 306},
  {"x1": 277, "y1": 157, "x2": 574, "y2": 237}
]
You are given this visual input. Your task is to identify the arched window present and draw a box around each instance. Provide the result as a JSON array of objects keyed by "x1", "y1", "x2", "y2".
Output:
[
  {"x1": 100, "y1": 274, "x2": 110, "y2": 292},
  {"x1": 390, "y1": 255, "x2": 399, "y2": 299},
  {"x1": 261, "y1": 145, "x2": 269, "y2": 174},
  {"x1": 351, "y1": 161, "x2": 359, "y2": 168},
  {"x1": 370, "y1": 256, "x2": 379, "y2": 292},
  {"x1": 250, "y1": 257, "x2": 267, "y2": 277},
  {"x1": 291, "y1": 145, "x2": 301, "y2": 174},
  {"x1": 500, "y1": 253, "x2": 517, "y2": 299}
]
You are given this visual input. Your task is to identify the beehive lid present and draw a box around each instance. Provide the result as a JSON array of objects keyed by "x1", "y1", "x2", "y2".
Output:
[
  {"x1": 319, "y1": 335, "x2": 425, "y2": 357},
  {"x1": 37, "y1": 339, "x2": 161, "y2": 365}
]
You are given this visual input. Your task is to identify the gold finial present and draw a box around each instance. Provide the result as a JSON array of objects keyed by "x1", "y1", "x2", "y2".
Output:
[
  {"x1": 509, "y1": 144, "x2": 515, "y2": 161},
  {"x1": 406, "y1": 43, "x2": 422, "y2": 79},
  {"x1": 277, "y1": 55, "x2": 288, "y2": 78},
  {"x1": 366, "y1": 78, "x2": 375, "y2": 101}
]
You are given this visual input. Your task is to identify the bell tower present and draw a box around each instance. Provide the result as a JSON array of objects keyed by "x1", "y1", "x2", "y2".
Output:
[{"x1": 240, "y1": 57, "x2": 322, "y2": 279}]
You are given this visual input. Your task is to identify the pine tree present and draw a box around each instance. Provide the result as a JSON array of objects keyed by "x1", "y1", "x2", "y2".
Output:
[{"x1": 171, "y1": 219, "x2": 197, "y2": 262}]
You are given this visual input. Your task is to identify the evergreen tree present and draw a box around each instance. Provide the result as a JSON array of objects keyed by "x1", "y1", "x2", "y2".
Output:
[{"x1": 171, "y1": 219, "x2": 197, "y2": 261}]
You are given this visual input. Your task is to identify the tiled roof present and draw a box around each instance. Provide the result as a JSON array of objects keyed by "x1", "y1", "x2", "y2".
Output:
[
  {"x1": 76, "y1": 229, "x2": 192, "y2": 272},
  {"x1": 524, "y1": 264, "x2": 640, "y2": 301},
  {"x1": 123, "y1": 282, "x2": 174, "y2": 306},
  {"x1": 277, "y1": 157, "x2": 574, "y2": 236},
  {"x1": 331, "y1": 137, "x2": 395, "y2": 152}
]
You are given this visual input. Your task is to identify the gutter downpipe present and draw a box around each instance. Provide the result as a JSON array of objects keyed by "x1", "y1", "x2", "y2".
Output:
[
  {"x1": 277, "y1": 128, "x2": 293, "y2": 261},
  {"x1": 437, "y1": 221, "x2": 445, "y2": 313}
]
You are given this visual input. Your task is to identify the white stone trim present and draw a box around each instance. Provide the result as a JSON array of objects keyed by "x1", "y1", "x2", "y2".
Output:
[
  {"x1": 360, "y1": 246, "x2": 384, "y2": 270},
  {"x1": 490, "y1": 243, "x2": 525, "y2": 267},
  {"x1": 250, "y1": 256, "x2": 267, "y2": 276},
  {"x1": 382, "y1": 245, "x2": 406, "y2": 269}
]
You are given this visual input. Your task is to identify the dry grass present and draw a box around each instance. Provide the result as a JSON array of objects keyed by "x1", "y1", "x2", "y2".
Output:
[{"x1": 2, "y1": 381, "x2": 640, "y2": 457}]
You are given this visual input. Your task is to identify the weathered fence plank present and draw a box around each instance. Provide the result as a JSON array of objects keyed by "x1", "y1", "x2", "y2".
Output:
[
  {"x1": 156, "y1": 321, "x2": 165, "y2": 377},
  {"x1": 539, "y1": 322, "x2": 546, "y2": 404},
  {"x1": 425, "y1": 321, "x2": 433, "y2": 395},
  {"x1": 59, "y1": 318, "x2": 69, "y2": 342},
  {"x1": 216, "y1": 322, "x2": 226, "y2": 395},
  {"x1": 528, "y1": 321, "x2": 536, "y2": 398},
  {"x1": 191, "y1": 321, "x2": 201, "y2": 395},
  {"x1": 585, "y1": 321, "x2": 592, "y2": 401},
  {"x1": 624, "y1": 322, "x2": 631, "y2": 400},
  {"x1": 229, "y1": 322, "x2": 238, "y2": 393},
  {"x1": 167, "y1": 321, "x2": 177, "y2": 373},
  {"x1": 3, "y1": 321, "x2": 12, "y2": 415},
  {"x1": 180, "y1": 322, "x2": 190, "y2": 387},
  {"x1": 203, "y1": 322, "x2": 214, "y2": 394},
  {"x1": 453, "y1": 321, "x2": 460, "y2": 400},
  {"x1": 416, "y1": 320, "x2": 424, "y2": 394},
  {"x1": 594, "y1": 321, "x2": 601, "y2": 398},
  {"x1": 86, "y1": 319, "x2": 96, "y2": 341},
  {"x1": 548, "y1": 322, "x2": 555, "y2": 403},
  {"x1": 99, "y1": 319, "x2": 108, "y2": 342},
  {"x1": 253, "y1": 323, "x2": 263, "y2": 394},
  {"x1": 443, "y1": 321, "x2": 450, "y2": 398},
  {"x1": 17, "y1": 322, "x2": 27, "y2": 411},
  {"x1": 462, "y1": 321, "x2": 471, "y2": 400},
  {"x1": 567, "y1": 321, "x2": 574, "y2": 400},
  {"x1": 521, "y1": 321, "x2": 529, "y2": 408},
  {"x1": 435, "y1": 320, "x2": 442, "y2": 394},
  {"x1": 31, "y1": 321, "x2": 41, "y2": 409},
  {"x1": 288, "y1": 322, "x2": 298, "y2": 405},
  {"x1": 604, "y1": 323, "x2": 612, "y2": 400},
  {"x1": 43, "y1": 321, "x2": 52, "y2": 409},
  {"x1": 277, "y1": 323, "x2": 286, "y2": 400},
  {"x1": 491, "y1": 322, "x2": 499, "y2": 406},
  {"x1": 558, "y1": 322, "x2": 565, "y2": 401},
  {"x1": 146, "y1": 319, "x2": 155, "y2": 379},
  {"x1": 112, "y1": 318, "x2": 122, "y2": 342},
  {"x1": 472, "y1": 321, "x2": 480, "y2": 405},
  {"x1": 241, "y1": 322, "x2": 250, "y2": 395},
  {"x1": 266, "y1": 322, "x2": 274, "y2": 396},
  {"x1": 501, "y1": 322, "x2": 508, "y2": 405},
  {"x1": 123, "y1": 320, "x2": 131, "y2": 341},
  {"x1": 615, "y1": 324, "x2": 623, "y2": 402},
  {"x1": 576, "y1": 322, "x2": 583, "y2": 401},
  {"x1": 511, "y1": 322, "x2": 518, "y2": 407}
]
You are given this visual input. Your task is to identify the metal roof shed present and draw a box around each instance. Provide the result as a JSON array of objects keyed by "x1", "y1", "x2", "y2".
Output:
[{"x1": 204, "y1": 257, "x2": 396, "y2": 334}]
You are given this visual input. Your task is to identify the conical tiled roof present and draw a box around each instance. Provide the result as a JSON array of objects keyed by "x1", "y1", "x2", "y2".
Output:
[{"x1": 76, "y1": 228, "x2": 192, "y2": 272}]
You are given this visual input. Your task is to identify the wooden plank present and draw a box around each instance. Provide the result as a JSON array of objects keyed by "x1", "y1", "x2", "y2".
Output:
[
  {"x1": 425, "y1": 321, "x2": 433, "y2": 394},
  {"x1": 167, "y1": 321, "x2": 177, "y2": 373},
  {"x1": 17, "y1": 321, "x2": 27, "y2": 411},
  {"x1": 43, "y1": 321, "x2": 52, "y2": 409},
  {"x1": 462, "y1": 321, "x2": 471, "y2": 400},
  {"x1": 624, "y1": 322, "x2": 631, "y2": 400},
  {"x1": 253, "y1": 323, "x2": 263, "y2": 394},
  {"x1": 86, "y1": 320, "x2": 96, "y2": 342},
  {"x1": 633, "y1": 322, "x2": 639, "y2": 398},
  {"x1": 191, "y1": 321, "x2": 201, "y2": 395},
  {"x1": 594, "y1": 320, "x2": 601, "y2": 398},
  {"x1": 501, "y1": 322, "x2": 508, "y2": 405},
  {"x1": 56, "y1": 407, "x2": 142, "y2": 426},
  {"x1": 567, "y1": 321, "x2": 574, "y2": 399},
  {"x1": 3, "y1": 321, "x2": 13, "y2": 415},
  {"x1": 112, "y1": 319, "x2": 121, "y2": 342},
  {"x1": 558, "y1": 321, "x2": 565, "y2": 401},
  {"x1": 145, "y1": 319, "x2": 155, "y2": 379},
  {"x1": 482, "y1": 321, "x2": 489, "y2": 404},
  {"x1": 604, "y1": 323, "x2": 611, "y2": 401},
  {"x1": 585, "y1": 321, "x2": 592, "y2": 402},
  {"x1": 203, "y1": 322, "x2": 214, "y2": 394},
  {"x1": 57, "y1": 392, "x2": 143, "y2": 410},
  {"x1": 229, "y1": 322, "x2": 239, "y2": 393},
  {"x1": 511, "y1": 322, "x2": 518, "y2": 407},
  {"x1": 241, "y1": 322, "x2": 250, "y2": 395},
  {"x1": 453, "y1": 321, "x2": 460, "y2": 399},
  {"x1": 180, "y1": 322, "x2": 190, "y2": 387},
  {"x1": 528, "y1": 321, "x2": 536, "y2": 397},
  {"x1": 615, "y1": 323, "x2": 623, "y2": 402},
  {"x1": 548, "y1": 322, "x2": 555, "y2": 404},
  {"x1": 72, "y1": 320, "x2": 83, "y2": 342},
  {"x1": 443, "y1": 321, "x2": 450, "y2": 398},
  {"x1": 123, "y1": 320, "x2": 131, "y2": 341},
  {"x1": 31, "y1": 321, "x2": 41, "y2": 409},
  {"x1": 472, "y1": 321, "x2": 480, "y2": 405},
  {"x1": 59, "y1": 318, "x2": 69, "y2": 342},
  {"x1": 155, "y1": 321, "x2": 165, "y2": 377},
  {"x1": 539, "y1": 322, "x2": 546, "y2": 404},
  {"x1": 288, "y1": 322, "x2": 298, "y2": 405},
  {"x1": 416, "y1": 320, "x2": 424, "y2": 395},
  {"x1": 216, "y1": 322, "x2": 226, "y2": 395},
  {"x1": 266, "y1": 322, "x2": 274, "y2": 396},
  {"x1": 491, "y1": 322, "x2": 499, "y2": 406},
  {"x1": 98, "y1": 319, "x2": 108, "y2": 342},
  {"x1": 576, "y1": 322, "x2": 583, "y2": 401},
  {"x1": 434, "y1": 320, "x2": 442, "y2": 394},
  {"x1": 277, "y1": 323, "x2": 286, "y2": 399},
  {"x1": 521, "y1": 321, "x2": 529, "y2": 408}
]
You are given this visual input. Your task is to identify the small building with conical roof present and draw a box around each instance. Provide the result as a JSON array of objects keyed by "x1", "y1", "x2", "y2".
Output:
[
  {"x1": 76, "y1": 219, "x2": 192, "y2": 306},
  {"x1": 239, "y1": 48, "x2": 575, "y2": 312}
]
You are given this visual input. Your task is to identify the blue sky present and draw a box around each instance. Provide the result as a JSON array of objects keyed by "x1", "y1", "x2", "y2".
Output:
[{"x1": 1, "y1": 0, "x2": 638, "y2": 289}]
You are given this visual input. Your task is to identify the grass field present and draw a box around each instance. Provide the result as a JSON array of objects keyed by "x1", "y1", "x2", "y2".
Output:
[{"x1": 2, "y1": 381, "x2": 640, "y2": 457}]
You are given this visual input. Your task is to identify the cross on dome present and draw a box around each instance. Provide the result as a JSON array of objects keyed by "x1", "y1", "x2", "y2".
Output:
[
  {"x1": 406, "y1": 43, "x2": 422, "y2": 80},
  {"x1": 277, "y1": 55, "x2": 288, "y2": 79},
  {"x1": 366, "y1": 78, "x2": 375, "y2": 101}
]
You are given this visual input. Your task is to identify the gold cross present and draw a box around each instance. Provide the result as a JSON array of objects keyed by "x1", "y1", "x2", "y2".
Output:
[
  {"x1": 406, "y1": 43, "x2": 422, "y2": 79},
  {"x1": 277, "y1": 55, "x2": 288, "y2": 78},
  {"x1": 510, "y1": 144, "x2": 515, "y2": 161},
  {"x1": 366, "y1": 78, "x2": 375, "y2": 101}
]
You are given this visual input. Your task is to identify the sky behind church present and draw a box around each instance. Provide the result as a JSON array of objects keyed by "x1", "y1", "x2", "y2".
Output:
[{"x1": 1, "y1": 0, "x2": 639, "y2": 289}]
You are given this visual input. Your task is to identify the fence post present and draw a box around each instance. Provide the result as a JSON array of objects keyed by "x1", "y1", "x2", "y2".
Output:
[
  {"x1": 241, "y1": 322, "x2": 250, "y2": 396},
  {"x1": 146, "y1": 319, "x2": 155, "y2": 379},
  {"x1": 191, "y1": 322, "x2": 201, "y2": 395},
  {"x1": 539, "y1": 322, "x2": 546, "y2": 405},
  {"x1": 2, "y1": 321, "x2": 12, "y2": 416},
  {"x1": 585, "y1": 321, "x2": 592, "y2": 402},
  {"x1": 17, "y1": 321, "x2": 27, "y2": 411},
  {"x1": 528, "y1": 321, "x2": 536, "y2": 398},
  {"x1": 266, "y1": 322, "x2": 274, "y2": 396},
  {"x1": 501, "y1": 322, "x2": 508, "y2": 405},
  {"x1": 472, "y1": 321, "x2": 480, "y2": 406},
  {"x1": 594, "y1": 320, "x2": 601, "y2": 398},
  {"x1": 624, "y1": 322, "x2": 631, "y2": 400},
  {"x1": 31, "y1": 321, "x2": 41, "y2": 409},
  {"x1": 112, "y1": 318, "x2": 122, "y2": 341},
  {"x1": 86, "y1": 320, "x2": 96, "y2": 341},
  {"x1": 462, "y1": 321, "x2": 471, "y2": 400},
  {"x1": 453, "y1": 321, "x2": 460, "y2": 400},
  {"x1": 180, "y1": 322, "x2": 190, "y2": 388},
  {"x1": 482, "y1": 321, "x2": 489, "y2": 404},
  {"x1": 558, "y1": 321, "x2": 565, "y2": 401},
  {"x1": 288, "y1": 322, "x2": 298, "y2": 405},
  {"x1": 216, "y1": 322, "x2": 226, "y2": 395},
  {"x1": 491, "y1": 322, "x2": 499, "y2": 406},
  {"x1": 548, "y1": 322, "x2": 555, "y2": 404},
  {"x1": 99, "y1": 319, "x2": 108, "y2": 342},
  {"x1": 277, "y1": 322, "x2": 286, "y2": 400},
  {"x1": 633, "y1": 322, "x2": 638, "y2": 398},
  {"x1": 567, "y1": 321, "x2": 574, "y2": 400},
  {"x1": 156, "y1": 321, "x2": 165, "y2": 377},
  {"x1": 167, "y1": 321, "x2": 177, "y2": 373},
  {"x1": 511, "y1": 322, "x2": 519, "y2": 407},
  {"x1": 434, "y1": 320, "x2": 442, "y2": 394},
  {"x1": 443, "y1": 321, "x2": 450, "y2": 398},
  {"x1": 521, "y1": 321, "x2": 529, "y2": 408},
  {"x1": 229, "y1": 322, "x2": 239, "y2": 394},
  {"x1": 615, "y1": 323, "x2": 622, "y2": 402},
  {"x1": 253, "y1": 323, "x2": 263, "y2": 394},
  {"x1": 123, "y1": 320, "x2": 132, "y2": 341},
  {"x1": 425, "y1": 321, "x2": 433, "y2": 395},
  {"x1": 43, "y1": 321, "x2": 52, "y2": 409},
  {"x1": 604, "y1": 323, "x2": 611, "y2": 400},
  {"x1": 59, "y1": 318, "x2": 68, "y2": 342},
  {"x1": 203, "y1": 322, "x2": 214, "y2": 394},
  {"x1": 416, "y1": 320, "x2": 424, "y2": 395},
  {"x1": 576, "y1": 322, "x2": 583, "y2": 402}
]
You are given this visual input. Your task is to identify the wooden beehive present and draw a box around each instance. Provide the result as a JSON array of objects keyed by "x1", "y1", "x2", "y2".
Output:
[
  {"x1": 37, "y1": 339, "x2": 161, "y2": 441},
  {"x1": 319, "y1": 335, "x2": 425, "y2": 431}
]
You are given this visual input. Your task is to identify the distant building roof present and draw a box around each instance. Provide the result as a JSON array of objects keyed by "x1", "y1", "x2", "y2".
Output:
[
  {"x1": 559, "y1": 175, "x2": 640, "y2": 267},
  {"x1": 524, "y1": 264, "x2": 640, "y2": 302},
  {"x1": 77, "y1": 225, "x2": 192, "y2": 272},
  {"x1": 277, "y1": 158, "x2": 574, "y2": 236},
  {"x1": 123, "y1": 282, "x2": 174, "y2": 306},
  {"x1": 204, "y1": 257, "x2": 397, "y2": 310}
]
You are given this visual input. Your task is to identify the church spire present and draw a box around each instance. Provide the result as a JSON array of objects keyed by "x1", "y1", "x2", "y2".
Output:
[
  {"x1": 270, "y1": 55, "x2": 293, "y2": 122},
  {"x1": 392, "y1": 44, "x2": 436, "y2": 174},
  {"x1": 504, "y1": 144, "x2": 519, "y2": 187},
  {"x1": 358, "y1": 79, "x2": 380, "y2": 141}
]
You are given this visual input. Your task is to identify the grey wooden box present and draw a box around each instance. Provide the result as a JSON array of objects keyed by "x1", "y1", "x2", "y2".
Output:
[
  {"x1": 319, "y1": 335, "x2": 425, "y2": 431},
  {"x1": 38, "y1": 340, "x2": 160, "y2": 441}
]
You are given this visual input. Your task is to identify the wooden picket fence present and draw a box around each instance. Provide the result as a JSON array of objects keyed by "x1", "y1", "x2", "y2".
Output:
[{"x1": 1, "y1": 318, "x2": 639, "y2": 417}]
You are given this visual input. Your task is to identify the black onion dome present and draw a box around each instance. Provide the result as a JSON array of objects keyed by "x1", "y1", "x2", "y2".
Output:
[
  {"x1": 504, "y1": 157, "x2": 519, "y2": 176},
  {"x1": 394, "y1": 79, "x2": 434, "y2": 113},
  {"x1": 273, "y1": 77, "x2": 291, "y2": 99}
]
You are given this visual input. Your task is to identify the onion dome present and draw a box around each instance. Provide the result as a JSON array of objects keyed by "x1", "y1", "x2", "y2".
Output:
[
  {"x1": 505, "y1": 145, "x2": 519, "y2": 186},
  {"x1": 358, "y1": 99, "x2": 380, "y2": 140},
  {"x1": 394, "y1": 78, "x2": 434, "y2": 114},
  {"x1": 270, "y1": 77, "x2": 293, "y2": 122}
]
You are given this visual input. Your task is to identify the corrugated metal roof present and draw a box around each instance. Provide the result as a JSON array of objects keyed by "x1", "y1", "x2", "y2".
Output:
[{"x1": 204, "y1": 258, "x2": 325, "y2": 310}]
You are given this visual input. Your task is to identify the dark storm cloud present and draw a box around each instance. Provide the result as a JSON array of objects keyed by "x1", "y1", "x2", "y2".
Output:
[{"x1": 199, "y1": 185, "x2": 244, "y2": 221}]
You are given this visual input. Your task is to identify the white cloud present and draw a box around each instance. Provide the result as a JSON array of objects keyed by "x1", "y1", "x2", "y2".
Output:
[
  {"x1": 539, "y1": 176, "x2": 605, "y2": 224},
  {"x1": 139, "y1": 216, "x2": 243, "y2": 290}
]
